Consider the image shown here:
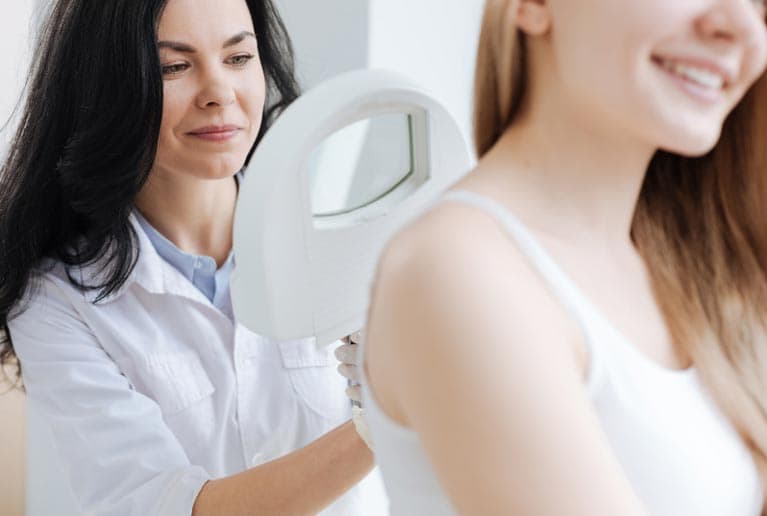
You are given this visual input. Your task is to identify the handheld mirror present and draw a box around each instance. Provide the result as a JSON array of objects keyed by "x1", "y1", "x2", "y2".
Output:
[{"x1": 231, "y1": 69, "x2": 473, "y2": 345}]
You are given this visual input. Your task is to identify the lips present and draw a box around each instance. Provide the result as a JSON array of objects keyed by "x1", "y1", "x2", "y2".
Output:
[
  {"x1": 652, "y1": 55, "x2": 735, "y2": 91},
  {"x1": 649, "y1": 53, "x2": 743, "y2": 105},
  {"x1": 187, "y1": 125, "x2": 242, "y2": 142},
  {"x1": 188, "y1": 125, "x2": 241, "y2": 135}
]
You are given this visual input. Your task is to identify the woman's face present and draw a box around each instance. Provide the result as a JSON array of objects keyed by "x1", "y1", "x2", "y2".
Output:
[
  {"x1": 543, "y1": 0, "x2": 767, "y2": 156},
  {"x1": 153, "y1": 0, "x2": 265, "y2": 180}
]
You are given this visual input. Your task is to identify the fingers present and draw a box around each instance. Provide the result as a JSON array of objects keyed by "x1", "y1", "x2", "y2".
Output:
[
  {"x1": 341, "y1": 329, "x2": 365, "y2": 345},
  {"x1": 336, "y1": 332, "x2": 365, "y2": 405},
  {"x1": 346, "y1": 384, "x2": 363, "y2": 403},
  {"x1": 349, "y1": 330, "x2": 365, "y2": 345},
  {"x1": 337, "y1": 363, "x2": 362, "y2": 384},
  {"x1": 334, "y1": 343, "x2": 358, "y2": 365}
]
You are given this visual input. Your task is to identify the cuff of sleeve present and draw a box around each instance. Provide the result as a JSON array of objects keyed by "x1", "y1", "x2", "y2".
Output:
[
  {"x1": 156, "y1": 466, "x2": 212, "y2": 516},
  {"x1": 352, "y1": 406, "x2": 374, "y2": 450}
]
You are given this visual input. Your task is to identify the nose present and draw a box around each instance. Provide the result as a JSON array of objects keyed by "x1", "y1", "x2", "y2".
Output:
[
  {"x1": 697, "y1": 0, "x2": 766, "y2": 47},
  {"x1": 195, "y1": 69, "x2": 237, "y2": 109}
]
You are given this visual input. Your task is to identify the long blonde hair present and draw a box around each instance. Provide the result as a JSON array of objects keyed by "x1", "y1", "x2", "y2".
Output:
[{"x1": 474, "y1": 0, "x2": 767, "y2": 506}]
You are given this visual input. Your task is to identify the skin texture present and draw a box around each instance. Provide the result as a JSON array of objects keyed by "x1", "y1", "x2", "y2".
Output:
[
  {"x1": 192, "y1": 422, "x2": 373, "y2": 516},
  {"x1": 541, "y1": 0, "x2": 767, "y2": 155},
  {"x1": 365, "y1": 1, "x2": 767, "y2": 515},
  {"x1": 154, "y1": 0, "x2": 265, "y2": 182},
  {"x1": 134, "y1": 0, "x2": 264, "y2": 265},
  {"x1": 130, "y1": 0, "x2": 374, "y2": 514}
]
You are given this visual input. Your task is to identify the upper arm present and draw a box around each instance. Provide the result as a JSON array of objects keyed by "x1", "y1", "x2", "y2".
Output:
[
  {"x1": 365, "y1": 206, "x2": 648, "y2": 516},
  {"x1": 9, "y1": 275, "x2": 209, "y2": 516}
]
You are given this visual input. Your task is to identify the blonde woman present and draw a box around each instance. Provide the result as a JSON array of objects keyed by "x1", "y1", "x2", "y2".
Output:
[{"x1": 359, "y1": 0, "x2": 767, "y2": 514}]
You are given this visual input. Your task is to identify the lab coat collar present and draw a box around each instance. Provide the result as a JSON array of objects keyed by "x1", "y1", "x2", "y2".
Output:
[{"x1": 81, "y1": 213, "x2": 207, "y2": 305}]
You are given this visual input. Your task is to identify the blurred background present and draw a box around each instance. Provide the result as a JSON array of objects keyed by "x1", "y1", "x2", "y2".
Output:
[{"x1": 0, "y1": 4, "x2": 35, "y2": 516}]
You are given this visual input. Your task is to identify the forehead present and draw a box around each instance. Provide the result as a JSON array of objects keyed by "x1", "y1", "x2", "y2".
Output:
[{"x1": 158, "y1": 0, "x2": 255, "y2": 42}]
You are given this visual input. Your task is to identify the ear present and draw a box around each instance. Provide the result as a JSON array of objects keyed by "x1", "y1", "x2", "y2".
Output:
[{"x1": 515, "y1": 0, "x2": 552, "y2": 36}]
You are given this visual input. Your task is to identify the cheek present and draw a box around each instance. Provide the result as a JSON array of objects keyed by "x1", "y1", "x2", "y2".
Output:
[
  {"x1": 240, "y1": 69, "x2": 267, "y2": 135},
  {"x1": 554, "y1": 34, "x2": 640, "y2": 114},
  {"x1": 158, "y1": 83, "x2": 192, "y2": 142},
  {"x1": 154, "y1": 84, "x2": 195, "y2": 170},
  {"x1": 750, "y1": 39, "x2": 767, "y2": 83},
  {"x1": 551, "y1": 6, "x2": 670, "y2": 127},
  {"x1": 550, "y1": 0, "x2": 672, "y2": 86}
]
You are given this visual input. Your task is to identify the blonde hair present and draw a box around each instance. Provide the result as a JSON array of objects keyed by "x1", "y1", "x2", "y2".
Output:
[
  {"x1": 473, "y1": 0, "x2": 526, "y2": 156},
  {"x1": 474, "y1": 0, "x2": 767, "y2": 508}
]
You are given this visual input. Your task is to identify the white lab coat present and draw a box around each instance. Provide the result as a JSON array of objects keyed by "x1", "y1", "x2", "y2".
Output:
[{"x1": 9, "y1": 214, "x2": 388, "y2": 516}]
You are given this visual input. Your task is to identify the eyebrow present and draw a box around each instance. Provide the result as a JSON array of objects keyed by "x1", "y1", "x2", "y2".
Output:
[{"x1": 157, "y1": 31, "x2": 257, "y2": 53}]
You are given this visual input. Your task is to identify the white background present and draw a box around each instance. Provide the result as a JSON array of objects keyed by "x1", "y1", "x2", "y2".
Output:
[
  {"x1": 0, "y1": 1, "x2": 35, "y2": 162},
  {"x1": 275, "y1": 0, "x2": 484, "y2": 147},
  {"x1": 0, "y1": 5, "x2": 35, "y2": 515}
]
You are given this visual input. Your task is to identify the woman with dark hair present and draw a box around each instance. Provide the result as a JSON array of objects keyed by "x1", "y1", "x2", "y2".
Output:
[{"x1": 0, "y1": 0, "x2": 385, "y2": 514}]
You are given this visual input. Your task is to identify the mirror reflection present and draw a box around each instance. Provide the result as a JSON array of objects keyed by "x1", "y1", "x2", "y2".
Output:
[{"x1": 308, "y1": 114, "x2": 414, "y2": 217}]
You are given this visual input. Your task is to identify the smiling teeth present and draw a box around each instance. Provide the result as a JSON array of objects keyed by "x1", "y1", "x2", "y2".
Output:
[{"x1": 660, "y1": 59, "x2": 725, "y2": 90}]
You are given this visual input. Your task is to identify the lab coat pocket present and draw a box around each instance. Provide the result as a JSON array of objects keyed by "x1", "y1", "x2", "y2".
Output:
[
  {"x1": 278, "y1": 339, "x2": 350, "y2": 423},
  {"x1": 134, "y1": 352, "x2": 216, "y2": 415}
]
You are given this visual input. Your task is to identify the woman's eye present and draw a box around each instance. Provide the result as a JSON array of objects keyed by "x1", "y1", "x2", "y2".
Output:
[
  {"x1": 227, "y1": 54, "x2": 255, "y2": 67},
  {"x1": 161, "y1": 63, "x2": 189, "y2": 76}
]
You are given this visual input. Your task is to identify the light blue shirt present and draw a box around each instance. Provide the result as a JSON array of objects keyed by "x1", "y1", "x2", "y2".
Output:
[{"x1": 133, "y1": 209, "x2": 236, "y2": 319}]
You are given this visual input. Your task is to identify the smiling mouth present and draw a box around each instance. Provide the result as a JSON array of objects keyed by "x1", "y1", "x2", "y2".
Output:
[
  {"x1": 652, "y1": 56, "x2": 728, "y2": 91},
  {"x1": 650, "y1": 55, "x2": 736, "y2": 106}
]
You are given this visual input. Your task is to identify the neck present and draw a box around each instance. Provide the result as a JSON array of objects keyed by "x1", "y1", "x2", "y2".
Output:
[
  {"x1": 483, "y1": 94, "x2": 656, "y2": 246},
  {"x1": 134, "y1": 170, "x2": 238, "y2": 266}
]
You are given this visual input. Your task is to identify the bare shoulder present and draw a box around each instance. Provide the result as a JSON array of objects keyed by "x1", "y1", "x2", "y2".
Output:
[
  {"x1": 377, "y1": 196, "x2": 511, "y2": 285},
  {"x1": 366, "y1": 188, "x2": 586, "y2": 423},
  {"x1": 363, "y1": 175, "x2": 648, "y2": 516},
  {"x1": 373, "y1": 187, "x2": 567, "y2": 321},
  {"x1": 374, "y1": 162, "x2": 535, "y2": 294}
]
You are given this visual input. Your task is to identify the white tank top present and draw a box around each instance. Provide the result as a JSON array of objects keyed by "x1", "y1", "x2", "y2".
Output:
[{"x1": 360, "y1": 190, "x2": 763, "y2": 516}]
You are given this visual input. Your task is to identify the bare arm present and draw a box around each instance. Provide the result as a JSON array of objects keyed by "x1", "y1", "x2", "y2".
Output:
[
  {"x1": 365, "y1": 205, "x2": 650, "y2": 516},
  {"x1": 193, "y1": 421, "x2": 372, "y2": 516}
]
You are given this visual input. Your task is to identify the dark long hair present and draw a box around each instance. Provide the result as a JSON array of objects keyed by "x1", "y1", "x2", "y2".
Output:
[{"x1": 0, "y1": 0, "x2": 300, "y2": 381}]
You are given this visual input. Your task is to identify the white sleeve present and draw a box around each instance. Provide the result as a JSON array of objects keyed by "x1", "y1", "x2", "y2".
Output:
[{"x1": 9, "y1": 276, "x2": 211, "y2": 516}]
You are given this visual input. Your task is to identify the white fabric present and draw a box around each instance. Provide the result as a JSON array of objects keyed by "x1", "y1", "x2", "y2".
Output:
[
  {"x1": 360, "y1": 189, "x2": 763, "y2": 516},
  {"x1": 10, "y1": 213, "x2": 388, "y2": 516}
]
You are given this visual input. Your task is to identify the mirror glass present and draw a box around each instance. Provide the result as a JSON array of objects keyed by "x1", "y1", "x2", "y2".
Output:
[{"x1": 308, "y1": 113, "x2": 414, "y2": 217}]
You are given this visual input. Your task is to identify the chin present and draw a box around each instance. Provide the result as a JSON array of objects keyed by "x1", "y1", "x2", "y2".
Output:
[
  {"x1": 207, "y1": 166, "x2": 246, "y2": 179},
  {"x1": 178, "y1": 164, "x2": 243, "y2": 181},
  {"x1": 193, "y1": 155, "x2": 249, "y2": 179},
  {"x1": 656, "y1": 126, "x2": 723, "y2": 158}
]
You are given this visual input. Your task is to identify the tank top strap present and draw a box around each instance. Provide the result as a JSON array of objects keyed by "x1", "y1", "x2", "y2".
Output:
[{"x1": 440, "y1": 189, "x2": 599, "y2": 334}]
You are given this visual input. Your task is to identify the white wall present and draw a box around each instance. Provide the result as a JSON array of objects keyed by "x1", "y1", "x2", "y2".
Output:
[
  {"x1": 273, "y1": 0, "x2": 371, "y2": 88},
  {"x1": 274, "y1": 0, "x2": 484, "y2": 150},
  {"x1": 0, "y1": 4, "x2": 34, "y2": 516},
  {"x1": 367, "y1": 0, "x2": 483, "y2": 147},
  {"x1": 0, "y1": 2, "x2": 35, "y2": 163}
]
